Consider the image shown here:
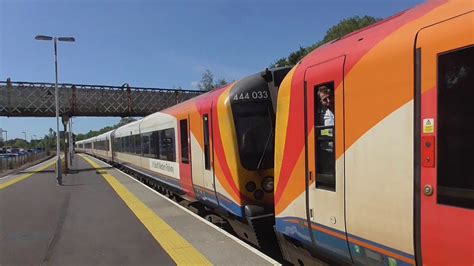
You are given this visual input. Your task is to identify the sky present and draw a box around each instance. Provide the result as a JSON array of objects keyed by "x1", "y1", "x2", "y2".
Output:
[{"x1": 0, "y1": 0, "x2": 423, "y2": 141}]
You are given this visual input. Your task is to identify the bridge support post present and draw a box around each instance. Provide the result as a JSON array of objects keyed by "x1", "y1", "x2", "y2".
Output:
[{"x1": 62, "y1": 115, "x2": 69, "y2": 174}]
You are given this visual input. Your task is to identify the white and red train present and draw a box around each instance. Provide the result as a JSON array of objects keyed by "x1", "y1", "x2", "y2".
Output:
[
  {"x1": 77, "y1": 67, "x2": 292, "y2": 250},
  {"x1": 78, "y1": 1, "x2": 473, "y2": 265}
]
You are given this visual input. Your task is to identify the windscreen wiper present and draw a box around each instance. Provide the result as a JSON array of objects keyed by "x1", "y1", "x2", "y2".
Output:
[{"x1": 256, "y1": 107, "x2": 274, "y2": 170}]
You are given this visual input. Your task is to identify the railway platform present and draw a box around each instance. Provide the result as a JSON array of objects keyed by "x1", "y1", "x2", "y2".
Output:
[{"x1": 0, "y1": 154, "x2": 278, "y2": 265}]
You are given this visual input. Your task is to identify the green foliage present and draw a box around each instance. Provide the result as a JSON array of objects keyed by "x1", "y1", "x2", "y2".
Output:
[
  {"x1": 214, "y1": 78, "x2": 229, "y2": 88},
  {"x1": 271, "y1": 15, "x2": 381, "y2": 67},
  {"x1": 197, "y1": 69, "x2": 229, "y2": 91},
  {"x1": 321, "y1": 15, "x2": 380, "y2": 44}
]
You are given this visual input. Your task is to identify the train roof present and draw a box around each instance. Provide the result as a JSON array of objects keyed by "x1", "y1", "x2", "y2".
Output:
[
  {"x1": 141, "y1": 112, "x2": 176, "y2": 133},
  {"x1": 114, "y1": 119, "x2": 142, "y2": 137}
]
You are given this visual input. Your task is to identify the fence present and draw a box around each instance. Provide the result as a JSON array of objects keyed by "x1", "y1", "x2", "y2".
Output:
[{"x1": 0, "y1": 151, "x2": 49, "y2": 173}]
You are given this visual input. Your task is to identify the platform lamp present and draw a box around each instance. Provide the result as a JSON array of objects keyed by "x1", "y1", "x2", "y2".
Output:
[
  {"x1": 32, "y1": 135, "x2": 37, "y2": 150},
  {"x1": 22, "y1": 131, "x2": 27, "y2": 150},
  {"x1": 35, "y1": 35, "x2": 75, "y2": 185}
]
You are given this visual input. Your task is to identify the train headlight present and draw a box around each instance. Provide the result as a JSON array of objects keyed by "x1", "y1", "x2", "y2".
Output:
[
  {"x1": 245, "y1": 181, "x2": 256, "y2": 192},
  {"x1": 261, "y1": 176, "x2": 274, "y2": 193}
]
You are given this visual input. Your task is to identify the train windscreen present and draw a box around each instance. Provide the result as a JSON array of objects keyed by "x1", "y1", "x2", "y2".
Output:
[{"x1": 230, "y1": 75, "x2": 275, "y2": 170}]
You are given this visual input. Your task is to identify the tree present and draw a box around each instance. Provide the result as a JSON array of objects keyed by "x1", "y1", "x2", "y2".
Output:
[
  {"x1": 198, "y1": 69, "x2": 215, "y2": 91},
  {"x1": 320, "y1": 15, "x2": 379, "y2": 44},
  {"x1": 197, "y1": 69, "x2": 230, "y2": 91},
  {"x1": 214, "y1": 78, "x2": 229, "y2": 88},
  {"x1": 271, "y1": 15, "x2": 381, "y2": 67},
  {"x1": 117, "y1": 117, "x2": 136, "y2": 127}
]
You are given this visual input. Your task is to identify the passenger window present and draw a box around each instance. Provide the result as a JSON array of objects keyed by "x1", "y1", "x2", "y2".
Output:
[
  {"x1": 180, "y1": 119, "x2": 189, "y2": 164},
  {"x1": 203, "y1": 115, "x2": 211, "y2": 170},
  {"x1": 314, "y1": 82, "x2": 336, "y2": 191},
  {"x1": 437, "y1": 46, "x2": 474, "y2": 209},
  {"x1": 150, "y1": 131, "x2": 158, "y2": 158},
  {"x1": 124, "y1": 136, "x2": 129, "y2": 153},
  {"x1": 158, "y1": 128, "x2": 176, "y2": 162},
  {"x1": 142, "y1": 134, "x2": 150, "y2": 156},
  {"x1": 134, "y1": 134, "x2": 141, "y2": 154}
]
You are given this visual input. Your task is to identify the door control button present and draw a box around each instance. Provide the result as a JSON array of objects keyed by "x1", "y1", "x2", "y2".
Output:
[{"x1": 424, "y1": 184, "x2": 434, "y2": 196}]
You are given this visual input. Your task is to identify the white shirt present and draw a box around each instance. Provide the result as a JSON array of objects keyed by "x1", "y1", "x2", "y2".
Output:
[{"x1": 323, "y1": 109, "x2": 334, "y2": 126}]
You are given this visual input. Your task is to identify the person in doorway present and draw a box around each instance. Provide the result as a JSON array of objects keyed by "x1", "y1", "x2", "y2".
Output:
[{"x1": 317, "y1": 86, "x2": 334, "y2": 126}]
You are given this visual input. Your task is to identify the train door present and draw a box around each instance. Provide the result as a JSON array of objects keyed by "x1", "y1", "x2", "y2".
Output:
[
  {"x1": 304, "y1": 56, "x2": 351, "y2": 262},
  {"x1": 178, "y1": 115, "x2": 195, "y2": 197},
  {"x1": 111, "y1": 132, "x2": 115, "y2": 162},
  {"x1": 111, "y1": 131, "x2": 116, "y2": 163},
  {"x1": 416, "y1": 13, "x2": 474, "y2": 265},
  {"x1": 106, "y1": 136, "x2": 109, "y2": 159},
  {"x1": 200, "y1": 104, "x2": 218, "y2": 205}
]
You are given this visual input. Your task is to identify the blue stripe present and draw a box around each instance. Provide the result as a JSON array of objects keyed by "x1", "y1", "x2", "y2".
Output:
[
  {"x1": 347, "y1": 233, "x2": 414, "y2": 260},
  {"x1": 276, "y1": 217, "x2": 415, "y2": 264},
  {"x1": 194, "y1": 185, "x2": 244, "y2": 217}
]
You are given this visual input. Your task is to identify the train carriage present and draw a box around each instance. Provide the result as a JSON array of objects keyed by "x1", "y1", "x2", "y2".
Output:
[
  {"x1": 92, "y1": 131, "x2": 112, "y2": 161},
  {"x1": 79, "y1": 67, "x2": 291, "y2": 248},
  {"x1": 274, "y1": 0, "x2": 473, "y2": 265}
]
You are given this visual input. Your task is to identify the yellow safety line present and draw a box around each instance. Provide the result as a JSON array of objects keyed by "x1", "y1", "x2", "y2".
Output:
[
  {"x1": 79, "y1": 154, "x2": 212, "y2": 266},
  {"x1": 0, "y1": 159, "x2": 56, "y2": 190}
]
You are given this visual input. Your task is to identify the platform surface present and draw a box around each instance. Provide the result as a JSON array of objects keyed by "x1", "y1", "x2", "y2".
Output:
[{"x1": 0, "y1": 154, "x2": 277, "y2": 265}]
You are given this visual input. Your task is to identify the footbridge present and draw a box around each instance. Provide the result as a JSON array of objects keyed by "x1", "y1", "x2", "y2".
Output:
[{"x1": 0, "y1": 79, "x2": 205, "y2": 117}]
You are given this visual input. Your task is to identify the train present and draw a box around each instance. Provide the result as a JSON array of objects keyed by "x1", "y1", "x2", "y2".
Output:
[
  {"x1": 77, "y1": 66, "x2": 292, "y2": 250},
  {"x1": 77, "y1": 1, "x2": 473, "y2": 265}
]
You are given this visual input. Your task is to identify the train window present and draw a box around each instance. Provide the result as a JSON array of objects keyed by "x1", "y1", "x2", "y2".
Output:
[
  {"x1": 158, "y1": 128, "x2": 176, "y2": 162},
  {"x1": 314, "y1": 82, "x2": 336, "y2": 191},
  {"x1": 233, "y1": 103, "x2": 275, "y2": 170},
  {"x1": 151, "y1": 131, "x2": 159, "y2": 158},
  {"x1": 437, "y1": 46, "x2": 474, "y2": 209},
  {"x1": 130, "y1": 136, "x2": 135, "y2": 154},
  {"x1": 123, "y1": 136, "x2": 128, "y2": 153},
  {"x1": 113, "y1": 138, "x2": 118, "y2": 152},
  {"x1": 142, "y1": 134, "x2": 151, "y2": 157},
  {"x1": 203, "y1": 115, "x2": 211, "y2": 170},
  {"x1": 116, "y1": 137, "x2": 122, "y2": 153},
  {"x1": 134, "y1": 134, "x2": 141, "y2": 154},
  {"x1": 126, "y1": 136, "x2": 133, "y2": 154},
  {"x1": 180, "y1": 119, "x2": 189, "y2": 164}
]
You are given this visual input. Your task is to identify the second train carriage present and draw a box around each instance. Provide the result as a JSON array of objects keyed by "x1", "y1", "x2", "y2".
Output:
[{"x1": 77, "y1": 67, "x2": 291, "y2": 247}]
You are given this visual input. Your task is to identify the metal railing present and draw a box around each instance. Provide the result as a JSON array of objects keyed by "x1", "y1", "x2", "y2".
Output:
[
  {"x1": 0, "y1": 151, "x2": 49, "y2": 173},
  {"x1": 0, "y1": 80, "x2": 206, "y2": 117}
]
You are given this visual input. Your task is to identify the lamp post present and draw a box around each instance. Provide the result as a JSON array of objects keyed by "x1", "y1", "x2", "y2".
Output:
[
  {"x1": 69, "y1": 118, "x2": 74, "y2": 165},
  {"x1": 35, "y1": 35, "x2": 75, "y2": 185},
  {"x1": 32, "y1": 135, "x2": 37, "y2": 150},
  {"x1": 22, "y1": 131, "x2": 27, "y2": 150}
]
